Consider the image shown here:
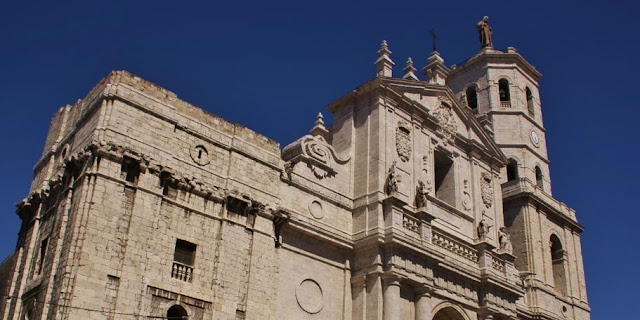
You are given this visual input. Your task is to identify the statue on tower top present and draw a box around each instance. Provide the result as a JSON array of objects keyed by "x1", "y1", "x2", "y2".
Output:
[{"x1": 476, "y1": 16, "x2": 493, "y2": 49}]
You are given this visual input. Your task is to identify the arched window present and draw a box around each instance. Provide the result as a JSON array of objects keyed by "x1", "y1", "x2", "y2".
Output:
[
  {"x1": 535, "y1": 166, "x2": 543, "y2": 189},
  {"x1": 465, "y1": 86, "x2": 478, "y2": 110},
  {"x1": 498, "y1": 79, "x2": 510, "y2": 102},
  {"x1": 507, "y1": 159, "x2": 518, "y2": 182},
  {"x1": 550, "y1": 235, "x2": 567, "y2": 295},
  {"x1": 526, "y1": 87, "x2": 534, "y2": 116},
  {"x1": 167, "y1": 305, "x2": 188, "y2": 320}
]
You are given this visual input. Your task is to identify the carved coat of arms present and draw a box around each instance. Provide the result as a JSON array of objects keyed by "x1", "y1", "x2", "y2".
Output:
[
  {"x1": 433, "y1": 97, "x2": 457, "y2": 144},
  {"x1": 396, "y1": 121, "x2": 412, "y2": 162},
  {"x1": 481, "y1": 173, "x2": 493, "y2": 208}
]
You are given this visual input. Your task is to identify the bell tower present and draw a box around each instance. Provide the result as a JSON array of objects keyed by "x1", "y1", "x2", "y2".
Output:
[{"x1": 447, "y1": 17, "x2": 591, "y2": 320}]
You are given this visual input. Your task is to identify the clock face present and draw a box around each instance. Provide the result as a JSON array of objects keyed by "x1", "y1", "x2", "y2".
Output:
[{"x1": 530, "y1": 131, "x2": 540, "y2": 147}]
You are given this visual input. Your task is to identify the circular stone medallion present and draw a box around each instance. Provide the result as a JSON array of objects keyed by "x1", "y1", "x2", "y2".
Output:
[
  {"x1": 308, "y1": 200, "x2": 324, "y2": 219},
  {"x1": 190, "y1": 145, "x2": 210, "y2": 166},
  {"x1": 296, "y1": 279, "x2": 323, "y2": 314},
  {"x1": 530, "y1": 131, "x2": 540, "y2": 147}
]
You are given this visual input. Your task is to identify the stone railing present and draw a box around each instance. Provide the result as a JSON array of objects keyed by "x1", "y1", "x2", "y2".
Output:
[
  {"x1": 402, "y1": 213, "x2": 420, "y2": 234},
  {"x1": 491, "y1": 254, "x2": 506, "y2": 273},
  {"x1": 500, "y1": 101, "x2": 512, "y2": 108},
  {"x1": 432, "y1": 230, "x2": 478, "y2": 263},
  {"x1": 171, "y1": 262, "x2": 193, "y2": 282}
]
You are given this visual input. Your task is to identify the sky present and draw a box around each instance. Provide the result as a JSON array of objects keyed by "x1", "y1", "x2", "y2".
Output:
[{"x1": 0, "y1": 0, "x2": 637, "y2": 318}]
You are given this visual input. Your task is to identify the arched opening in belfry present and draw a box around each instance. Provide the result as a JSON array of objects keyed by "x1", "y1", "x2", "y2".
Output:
[
  {"x1": 506, "y1": 159, "x2": 518, "y2": 182},
  {"x1": 550, "y1": 234, "x2": 568, "y2": 296},
  {"x1": 432, "y1": 306, "x2": 466, "y2": 320},
  {"x1": 535, "y1": 166, "x2": 544, "y2": 189},
  {"x1": 526, "y1": 87, "x2": 534, "y2": 116},
  {"x1": 167, "y1": 304, "x2": 188, "y2": 319},
  {"x1": 498, "y1": 79, "x2": 510, "y2": 102},
  {"x1": 465, "y1": 86, "x2": 478, "y2": 110}
]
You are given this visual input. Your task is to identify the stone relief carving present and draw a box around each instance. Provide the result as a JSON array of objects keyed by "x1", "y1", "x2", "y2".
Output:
[
  {"x1": 480, "y1": 172, "x2": 494, "y2": 208},
  {"x1": 462, "y1": 179, "x2": 472, "y2": 212},
  {"x1": 498, "y1": 227, "x2": 513, "y2": 254},
  {"x1": 477, "y1": 218, "x2": 491, "y2": 241},
  {"x1": 415, "y1": 180, "x2": 428, "y2": 208},
  {"x1": 421, "y1": 155, "x2": 433, "y2": 191},
  {"x1": 433, "y1": 97, "x2": 457, "y2": 144},
  {"x1": 396, "y1": 120, "x2": 412, "y2": 162},
  {"x1": 384, "y1": 161, "x2": 400, "y2": 195}
]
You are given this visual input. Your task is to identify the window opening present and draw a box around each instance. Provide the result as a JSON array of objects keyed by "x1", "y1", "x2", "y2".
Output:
[
  {"x1": 465, "y1": 86, "x2": 478, "y2": 110},
  {"x1": 550, "y1": 235, "x2": 567, "y2": 295},
  {"x1": 526, "y1": 87, "x2": 535, "y2": 116},
  {"x1": 506, "y1": 159, "x2": 518, "y2": 182},
  {"x1": 433, "y1": 151, "x2": 456, "y2": 206},
  {"x1": 535, "y1": 166, "x2": 544, "y2": 189}
]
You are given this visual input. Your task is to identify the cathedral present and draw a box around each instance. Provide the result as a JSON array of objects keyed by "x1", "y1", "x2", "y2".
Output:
[{"x1": 0, "y1": 19, "x2": 590, "y2": 320}]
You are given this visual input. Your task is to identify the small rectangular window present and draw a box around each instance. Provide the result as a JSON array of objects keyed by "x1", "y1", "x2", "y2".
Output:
[
  {"x1": 173, "y1": 239, "x2": 196, "y2": 266},
  {"x1": 120, "y1": 157, "x2": 140, "y2": 184}
]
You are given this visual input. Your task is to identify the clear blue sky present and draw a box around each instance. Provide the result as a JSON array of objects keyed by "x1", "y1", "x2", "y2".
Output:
[{"x1": 0, "y1": 1, "x2": 636, "y2": 318}]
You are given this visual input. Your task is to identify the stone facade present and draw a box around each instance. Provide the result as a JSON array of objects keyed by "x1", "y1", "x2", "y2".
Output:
[{"x1": 1, "y1": 42, "x2": 589, "y2": 319}]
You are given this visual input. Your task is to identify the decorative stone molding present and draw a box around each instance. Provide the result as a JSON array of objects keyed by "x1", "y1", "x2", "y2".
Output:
[
  {"x1": 296, "y1": 278, "x2": 324, "y2": 314},
  {"x1": 396, "y1": 120, "x2": 412, "y2": 162},
  {"x1": 432, "y1": 96, "x2": 457, "y2": 144}
]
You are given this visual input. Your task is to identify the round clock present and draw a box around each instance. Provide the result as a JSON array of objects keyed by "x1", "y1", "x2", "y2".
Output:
[{"x1": 530, "y1": 131, "x2": 540, "y2": 147}]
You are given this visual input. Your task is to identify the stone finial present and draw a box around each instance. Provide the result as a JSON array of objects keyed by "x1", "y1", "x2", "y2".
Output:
[
  {"x1": 310, "y1": 112, "x2": 329, "y2": 137},
  {"x1": 374, "y1": 40, "x2": 395, "y2": 78},
  {"x1": 421, "y1": 51, "x2": 449, "y2": 85},
  {"x1": 402, "y1": 57, "x2": 419, "y2": 81}
]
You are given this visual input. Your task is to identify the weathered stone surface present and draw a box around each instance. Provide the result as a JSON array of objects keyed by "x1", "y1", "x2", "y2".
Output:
[{"x1": 1, "y1": 39, "x2": 589, "y2": 320}]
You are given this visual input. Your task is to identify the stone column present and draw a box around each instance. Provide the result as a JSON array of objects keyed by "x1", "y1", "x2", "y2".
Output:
[
  {"x1": 383, "y1": 276, "x2": 400, "y2": 320},
  {"x1": 415, "y1": 289, "x2": 432, "y2": 320}
]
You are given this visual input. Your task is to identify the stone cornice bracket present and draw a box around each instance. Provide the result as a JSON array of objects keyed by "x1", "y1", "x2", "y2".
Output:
[
  {"x1": 273, "y1": 208, "x2": 291, "y2": 248},
  {"x1": 375, "y1": 40, "x2": 394, "y2": 78},
  {"x1": 422, "y1": 51, "x2": 450, "y2": 85}
]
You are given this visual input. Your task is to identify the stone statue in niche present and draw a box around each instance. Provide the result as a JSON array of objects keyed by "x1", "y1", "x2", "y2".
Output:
[
  {"x1": 385, "y1": 161, "x2": 400, "y2": 195},
  {"x1": 498, "y1": 227, "x2": 513, "y2": 254},
  {"x1": 415, "y1": 180, "x2": 428, "y2": 208},
  {"x1": 396, "y1": 121, "x2": 412, "y2": 162},
  {"x1": 462, "y1": 179, "x2": 472, "y2": 212},
  {"x1": 477, "y1": 218, "x2": 491, "y2": 241},
  {"x1": 480, "y1": 172, "x2": 494, "y2": 208}
]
